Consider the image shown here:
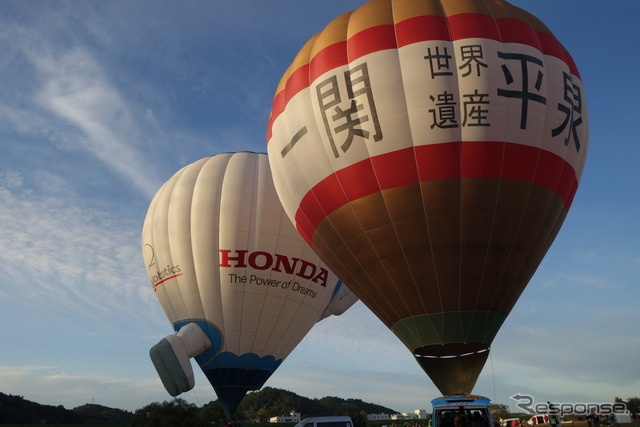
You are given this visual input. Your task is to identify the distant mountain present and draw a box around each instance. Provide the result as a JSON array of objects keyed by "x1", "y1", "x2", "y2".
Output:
[
  {"x1": 0, "y1": 392, "x2": 133, "y2": 424},
  {"x1": 0, "y1": 387, "x2": 398, "y2": 424},
  {"x1": 236, "y1": 387, "x2": 399, "y2": 418},
  {"x1": 73, "y1": 402, "x2": 135, "y2": 424}
]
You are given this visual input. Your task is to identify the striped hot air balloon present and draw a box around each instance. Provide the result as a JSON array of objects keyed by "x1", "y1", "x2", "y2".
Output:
[
  {"x1": 142, "y1": 152, "x2": 355, "y2": 417},
  {"x1": 267, "y1": 0, "x2": 588, "y2": 395}
]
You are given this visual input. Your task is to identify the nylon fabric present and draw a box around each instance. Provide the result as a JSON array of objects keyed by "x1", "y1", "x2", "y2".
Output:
[
  {"x1": 266, "y1": 0, "x2": 588, "y2": 396},
  {"x1": 142, "y1": 152, "x2": 349, "y2": 417}
]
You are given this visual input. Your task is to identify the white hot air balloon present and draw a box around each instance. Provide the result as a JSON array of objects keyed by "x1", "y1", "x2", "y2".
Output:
[{"x1": 142, "y1": 152, "x2": 355, "y2": 417}]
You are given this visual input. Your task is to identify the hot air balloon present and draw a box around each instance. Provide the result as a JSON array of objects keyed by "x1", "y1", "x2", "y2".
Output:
[
  {"x1": 267, "y1": 0, "x2": 588, "y2": 395},
  {"x1": 321, "y1": 281, "x2": 359, "y2": 320},
  {"x1": 142, "y1": 152, "x2": 354, "y2": 417}
]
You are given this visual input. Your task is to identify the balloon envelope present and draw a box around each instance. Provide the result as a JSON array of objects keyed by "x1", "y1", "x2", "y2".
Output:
[
  {"x1": 142, "y1": 152, "x2": 348, "y2": 416},
  {"x1": 267, "y1": 0, "x2": 588, "y2": 394},
  {"x1": 321, "y1": 280, "x2": 359, "y2": 320}
]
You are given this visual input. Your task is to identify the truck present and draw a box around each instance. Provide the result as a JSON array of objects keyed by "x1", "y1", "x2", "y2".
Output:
[{"x1": 431, "y1": 395, "x2": 493, "y2": 427}]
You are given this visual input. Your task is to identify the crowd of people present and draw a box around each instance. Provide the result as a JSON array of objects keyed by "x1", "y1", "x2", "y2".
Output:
[{"x1": 437, "y1": 410, "x2": 491, "y2": 427}]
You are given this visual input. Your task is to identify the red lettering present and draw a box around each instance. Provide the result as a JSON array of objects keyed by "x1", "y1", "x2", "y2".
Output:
[
  {"x1": 248, "y1": 251, "x2": 272, "y2": 270},
  {"x1": 219, "y1": 249, "x2": 327, "y2": 287},
  {"x1": 273, "y1": 254, "x2": 299, "y2": 274},
  {"x1": 312, "y1": 268, "x2": 328, "y2": 287},
  {"x1": 219, "y1": 249, "x2": 248, "y2": 267},
  {"x1": 296, "y1": 259, "x2": 316, "y2": 280}
]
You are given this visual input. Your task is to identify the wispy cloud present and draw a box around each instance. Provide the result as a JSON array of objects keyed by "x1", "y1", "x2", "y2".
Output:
[
  {"x1": 0, "y1": 175, "x2": 162, "y2": 329},
  {"x1": 30, "y1": 47, "x2": 161, "y2": 198},
  {"x1": 0, "y1": 18, "x2": 167, "y2": 199}
]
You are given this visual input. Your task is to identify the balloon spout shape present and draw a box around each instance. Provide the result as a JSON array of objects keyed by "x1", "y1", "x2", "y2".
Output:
[
  {"x1": 150, "y1": 323, "x2": 212, "y2": 397},
  {"x1": 319, "y1": 281, "x2": 359, "y2": 320}
]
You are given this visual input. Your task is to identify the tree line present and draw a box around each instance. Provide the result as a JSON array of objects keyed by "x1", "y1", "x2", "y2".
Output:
[
  {"x1": 0, "y1": 387, "x2": 395, "y2": 426},
  {"x1": 0, "y1": 392, "x2": 133, "y2": 424},
  {"x1": 3, "y1": 389, "x2": 638, "y2": 426},
  {"x1": 131, "y1": 387, "x2": 396, "y2": 427}
]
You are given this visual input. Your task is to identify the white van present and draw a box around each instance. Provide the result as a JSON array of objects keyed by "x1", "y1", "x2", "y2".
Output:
[{"x1": 294, "y1": 416, "x2": 354, "y2": 427}]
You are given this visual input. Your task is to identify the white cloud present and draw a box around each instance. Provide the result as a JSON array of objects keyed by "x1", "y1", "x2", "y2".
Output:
[
  {"x1": 0, "y1": 178, "x2": 162, "y2": 329},
  {"x1": 0, "y1": 170, "x2": 24, "y2": 188},
  {"x1": 0, "y1": 20, "x2": 166, "y2": 199},
  {"x1": 30, "y1": 47, "x2": 160, "y2": 198}
]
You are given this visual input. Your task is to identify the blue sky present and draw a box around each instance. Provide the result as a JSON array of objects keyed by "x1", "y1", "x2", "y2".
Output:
[{"x1": 0, "y1": 0, "x2": 638, "y2": 414}]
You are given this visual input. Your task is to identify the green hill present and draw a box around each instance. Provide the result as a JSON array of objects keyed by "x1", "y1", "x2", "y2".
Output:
[
  {"x1": 236, "y1": 387, "x2": 399, "y2": 419},
  {"x1": 0, "y1": 387, "x2": 398, "y2": 425},
  {"x1": 0, "y1": 392, "x2": 133, "y2": 424}
]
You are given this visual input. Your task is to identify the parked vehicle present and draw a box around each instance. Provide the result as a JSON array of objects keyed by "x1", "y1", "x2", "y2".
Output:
[
  {"x1": 527, "y1": 414, "x2": 566, "y2": 425},
  {"x1": 294, "y1": 416, "x2": 354, "y2": 427},
  {"x1": 431, "y1": 395, "x2": 493, "y2": 427},
  {"x1": 528, "y1": 414, "x2": 549, "y2": 425}
]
